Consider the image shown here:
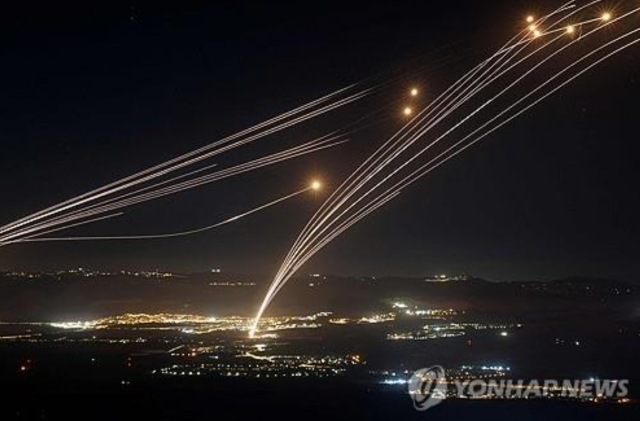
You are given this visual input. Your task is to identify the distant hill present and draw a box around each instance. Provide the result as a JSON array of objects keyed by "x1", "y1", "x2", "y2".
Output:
[{"x1": 0, "y1": 271, "x2": 637, "y2": 321}]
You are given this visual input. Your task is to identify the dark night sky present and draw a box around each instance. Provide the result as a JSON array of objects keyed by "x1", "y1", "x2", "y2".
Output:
[{"x1": 0, "y1": 1, "x2": 638, "y2": 282}]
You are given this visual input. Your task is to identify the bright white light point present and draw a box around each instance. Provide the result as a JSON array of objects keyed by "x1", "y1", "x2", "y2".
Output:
[
  {"x1": 410, "y1": 88, "x2": 419, "y2": 97},
  {"x1": 500, "y1": 331, "x2": 509, "y2": 337},
  {"x1": 566, "y1": 25, "x2": 575, "y2": 34},
  {"x1": 533, "y1": 30, "x2": 542, "y2": 38},
  {"x1": 528, "y1": 24, "x2": 537, "y2": 32},
  {"x1": 311, "y1": 181, "x2": 322, "y2": 191},
  {"x1": 526, "y1": 16, "x2": 535, "y2": 24},
  {"x1": 404, "y1": 107, "x2": 413, "y2": 116},
  {"x1": 602, "y1": 12, "x2": 612, "y2": 22}
]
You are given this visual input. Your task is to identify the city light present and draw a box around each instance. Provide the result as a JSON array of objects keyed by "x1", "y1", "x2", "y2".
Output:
[{"x1": 404, "y1": 107, "x2": 413, "y2": 117}]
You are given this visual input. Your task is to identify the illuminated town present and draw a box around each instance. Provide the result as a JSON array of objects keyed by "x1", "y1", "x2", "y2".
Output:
[
  {"x1": 0, "y1": 268, "x2": 638, "y2": 421},
  {"x1": 0, "y1": 282, "x2": 635, "y2": 408}
]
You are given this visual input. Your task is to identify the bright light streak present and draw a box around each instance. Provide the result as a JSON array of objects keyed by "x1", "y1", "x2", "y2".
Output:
[
  {"x1": 255, "y1": 2, "x2": 577, "y2": 330},
  {"x1": 15, "y1": 186, "x2": 315, "y2": 243},
  {"x1": 0, "y1": 135, "x2": 347, "y2": 245},
  {"x1": 268, "y1": 0, "x2": 590, "y2": 289},
  {"x1": 0, "y1": 87, "x2": 369, "y2": 243},
  {"x1": 250, "y1": 0, "x2": 640, "y2": 337}
]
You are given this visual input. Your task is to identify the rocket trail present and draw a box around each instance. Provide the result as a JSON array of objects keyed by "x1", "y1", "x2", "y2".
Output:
[
  {"x1": 10, "y1": 187, "x2": 315, "y2": 244},
  {"x1": 0, "y1": 136, "x2": 346, "y2": 244},
  {"x1": 0, "y1": 41, "x2": 479, "y2": 247},
  {"x1": 0, "y1": 213, "x2": 124, "y2": 248},
  {"x1": 0, "y1": 87, "x2": 369, "y2": 239},
  {"x1": 252, "y1": 190, "x2": 403, "y2": 328}
]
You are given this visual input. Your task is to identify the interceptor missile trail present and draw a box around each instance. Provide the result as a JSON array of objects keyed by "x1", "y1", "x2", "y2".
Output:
[
  {"x1": 250, "y1": 0, "x2": 640, "y2": 337},
  {"x1": 9, "y1": 183, "x2": 323, "y2": 244},
  {"x1": 255, "y1": 16, "x2": 584, "y2": 334},
  {"x1": 261, "y1": 2, "x2": 578, "y2": 299},
  {"x1": 253, "y1": 190, "x2": 402, "y2": 323},
  {"x1": 282, "y1": 0, "x2": 586, "y2": 277},
  {"x1": 304, "y1": 26, "x2": 640, "y2": 272},
  {"x1": 344, "y1": 5, "x2": 624, "y2": 216},
  {"x1": 271, "y1": 0, "x2": 583, "y2": 283}
]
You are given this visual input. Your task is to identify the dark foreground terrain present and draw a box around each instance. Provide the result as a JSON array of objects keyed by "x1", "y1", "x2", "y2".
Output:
[{"x1": 2, "y1": 368, "x2": 640, "y2": 421}]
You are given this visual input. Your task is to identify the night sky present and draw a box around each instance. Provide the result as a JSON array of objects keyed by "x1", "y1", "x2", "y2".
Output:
[{"x1": 0, "y1": 1, "x2": 638, "y2": 282}]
